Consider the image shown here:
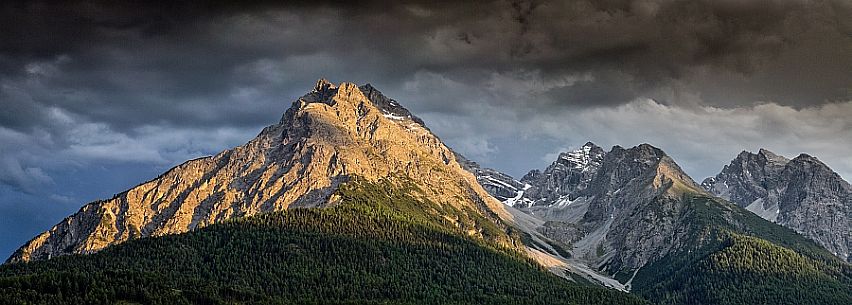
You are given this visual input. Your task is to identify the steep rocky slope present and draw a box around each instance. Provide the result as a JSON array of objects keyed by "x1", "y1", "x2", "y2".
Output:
[
  {"x1": 455, "y1": 153, "x2": 527, "y2": 202},
  {"x1": 7, "y1": 79, "x2": 512, "y2": 263},
  {"x1": 519, "y1": 142, "x2": 607, "y2": 208},
  {"x1": 703, "y1": 149, "x2": 852, "y2": 262},
  {"x1": 463, "y1": 143, "x2": 852, "y2": 304},
  {"x1": 523, "y1": 144, "x2": 707, "y2": 277},
  {"x1": 463, "y1": 143, "x2": 713, "y2": 286}
]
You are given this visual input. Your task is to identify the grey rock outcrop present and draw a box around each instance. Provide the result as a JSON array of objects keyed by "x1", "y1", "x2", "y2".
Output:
[
  {"x1": 464, "y1": 142, "x2": 710, "y2": 278},
  {"x1": 455, "y1": 153, "x2": 527, "y2": 202},
  {"x1": 519, "y1": 142, "x2": 606, "y2": 208},
  {"x1": 703, "y1": 149, "x2": 852, "y2": 262}
]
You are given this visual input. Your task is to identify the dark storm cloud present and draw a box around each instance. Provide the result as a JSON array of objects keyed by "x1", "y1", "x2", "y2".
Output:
[
  {"x1": 2, "y1": 0, "x2": 849, "y2": 127},
  {"x1": 0, "y1": 0, "x2": 849, "y2": 169},
  {"x1": 1, "y1": 0, "x2": 852, "y2": 259}
]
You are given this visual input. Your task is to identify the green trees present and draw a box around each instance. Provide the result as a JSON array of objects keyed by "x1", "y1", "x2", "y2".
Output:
[
  {"x1": 0, "y1": 177, "x2": 645, "y2": 305},
  {"x1": 632, "y1": 195, "x2": 852, "y2": 305}
]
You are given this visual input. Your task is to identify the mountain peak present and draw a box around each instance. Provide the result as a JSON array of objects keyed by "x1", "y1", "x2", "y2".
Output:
[
  {"x1": 357, "y1": 83, "x2": 426, "y2": 127},
  {"x1": 555, "y1": 142, "x2": 606, "y2": 171},
  {"x1": 582, "y1": 141, "x2": 599, "y2": 148},
  {"x1": 734, "y1": 148, "x2": 790, "y2": 164},
  {"x1": 615, "y1": 144, "x2": 699, "y2": 193},
  {"x1": 758, "y1": 148, "x2": 790, "y2": 164},
  {"x1": 8, "y1": 79, "x2": 509, "y2": 263},
  {"x1": 792, "y1": 153, "x2": 818, "y2": 162},
  {"x1": 636, "y1": 143, "x2": 660, "y2": 150},
  {"x1": 626, "y1": 143, "x2": 667, "y2": 160},
  {"x1": 314, "y1": 78, "x2": 335, "y2": 92}
]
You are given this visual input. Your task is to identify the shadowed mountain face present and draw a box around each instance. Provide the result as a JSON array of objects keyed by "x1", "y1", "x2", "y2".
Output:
[
  {"x1": 703, "y1": 149, "x2": 852, "y2": 262},
  {"x1": 7, "y1": 80, "x2": 513, "y2": 263}
]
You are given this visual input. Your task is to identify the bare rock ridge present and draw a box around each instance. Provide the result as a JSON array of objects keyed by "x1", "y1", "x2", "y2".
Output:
[
  {"x1": 461, "y1": 142, "x2": 712, "y2": 288},
  {"x1": 7, "y1": 79, "x2": 511, "y2": 263},
  {"x1": 527, "y1": 144, "x2": 706, "y2": 275},
  {"x1": 703, "y1": 149, "x2": 852, "y2": 262},
  {"x1": 456, "y1": 142, "x2": 609, "y2": 209},
  {"x1": 520, "y1": 142, "x2": 607, "y2": 208},
  {"x1": 454, "y1": 153, "x2": 527, "y2": 202}
]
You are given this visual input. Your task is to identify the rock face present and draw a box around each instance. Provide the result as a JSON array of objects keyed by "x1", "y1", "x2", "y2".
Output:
[
  {"x1": 700, "y1": 149, "x2": 790, "y2": 222},
  {"x1": 703, "y1": 149, "x2": 852, "y2": 262},
  {"x1": 534, "y1": 144, "x2": 706, "y2": 274},
  {"x1": 463, "y1": 142, "x2": 711, "y2": 285},
  {"x1": 455, "y1": 153, "x2": 527, "y2": 202},
  {"x1": 519, "y1": 142, "x2": 606, "y2": 208},
  {"x1": 7, "y1": 79, "x2": 511, "y2": 263},
  {"x1": 456, "y1": 142, "x2": 608, "y2": 209}
]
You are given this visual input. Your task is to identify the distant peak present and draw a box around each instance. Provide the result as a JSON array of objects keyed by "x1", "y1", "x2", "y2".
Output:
[
  {"x1": 758, "y1": 148, "x2": 790, "y2": 164},
  {"x1": 732, "y1": 149, "x2": 790, "y2": 165},
  {"x1": 581, "y1": 141, "x2": 600, "y2": 149},
  {"x1": 736, "y1": 150, "x2": 753, "y2": 158},
  {"x1": 792, "y1": 153, "x2": 819, "y2": 162},
  {"x1": 633, "y1": 143, "x2": 666, "y2": 156},
  {"x1": 314, "y1": 78, "x2": 335, "y2": 92},
  {"x1": 552, "y1": 142, "x2": 606, "y2": 171},
  {"x1": 636, "y1": 143, "x2": 660, "y2": 150}
]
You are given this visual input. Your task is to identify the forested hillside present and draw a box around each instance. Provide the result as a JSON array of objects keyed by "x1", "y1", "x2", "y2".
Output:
[
  {"x1": 0, "y1": 177, "x2": 645, "y2": 305},
  {"x1": 632, "y1": 194, "x2": 852, "y2": 305}
]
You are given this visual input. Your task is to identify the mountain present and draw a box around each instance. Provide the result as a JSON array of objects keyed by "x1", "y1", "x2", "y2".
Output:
[
  {"x1": 455, "y1": 153, "x2": 527, "y2": 202},
  {"x1": 519, "y1": 142, "x2": 607, "y2": 208},
  {"x1": 455, "y1": 142, "x2": 608, "y2": 209},
  {"x1": 1, "y1": 80, "x2": 651, "y2": 304},
  {"x1": 7, "y1": 79, "x2": 513, "y2": 263},
  {"x1": 520, "y1": 144, "x2": 709, "y2": 276},
  {"x1": 5, "y1": 79, "x2": 852, "y2": 305},
  {"x1": 702, "y1": 149, "x2": 852, "y2": 262},
  {"x1": 471, "y1": 142, "x2": 709, "y2": 275},
  {"x1": 465, "y1": 143, "x2": 852, "y2": 304},
  {"x1": 0, "y1": 177, "x2": 647, "y2": 305}
]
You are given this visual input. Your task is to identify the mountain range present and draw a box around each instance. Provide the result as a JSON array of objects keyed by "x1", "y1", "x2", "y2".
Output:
[{"x1": 1, "y1": 80, "x2": 850, "y2": 305}]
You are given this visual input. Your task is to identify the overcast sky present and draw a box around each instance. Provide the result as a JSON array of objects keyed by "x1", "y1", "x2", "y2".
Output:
[{"x1": 1, "y1": 0, "x2": 851, "y2": 259}]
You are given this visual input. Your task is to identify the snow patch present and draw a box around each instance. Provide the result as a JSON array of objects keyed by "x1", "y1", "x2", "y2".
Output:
[
  {"x1": 504, "y1": 183, "x2": 531, "y2": 207},
  {"x1": 383, "y1": 113, "x2": 407, "y2": 120},
  {"x1": 745, "y1": 198, "x2": 780, "y2": 222}
]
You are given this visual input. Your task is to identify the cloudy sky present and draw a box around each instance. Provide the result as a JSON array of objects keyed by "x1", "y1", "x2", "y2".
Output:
[{"x1": 1, "y1": 0, "x2": 851, "y2": 259}]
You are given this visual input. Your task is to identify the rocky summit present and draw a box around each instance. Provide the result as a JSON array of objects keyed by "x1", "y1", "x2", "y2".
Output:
[
  {"x1": 461, "y1": 142, "x2": 716, "y2": 288},
  {"x1": 703, "y1": 149, "x2": 852, "y2": 262},
  {"x1": 519, "y1": 142, "x2": 607, "y2": 208},
  {"x1": 7, "y1": 79, "x2": 512, "y2": 263},
  {"x1": 523, "y1": 144, "x2": 707, "y2": 275}
]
